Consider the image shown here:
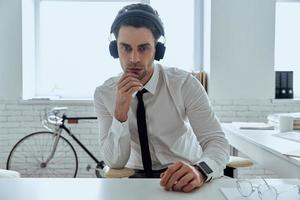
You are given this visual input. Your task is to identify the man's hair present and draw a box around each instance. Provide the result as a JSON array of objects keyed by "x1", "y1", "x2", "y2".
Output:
[{"x1": 112, "y1": 3, "x2": 163, "y2": 40}]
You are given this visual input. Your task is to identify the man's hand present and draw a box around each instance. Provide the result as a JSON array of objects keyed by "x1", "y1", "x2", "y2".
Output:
[
  {"x1": 160, "y1": 161, "x2": 205, "y2": 193},
  {"x1": 114, "y1": 72, "x2": 142, "y2": 122}
]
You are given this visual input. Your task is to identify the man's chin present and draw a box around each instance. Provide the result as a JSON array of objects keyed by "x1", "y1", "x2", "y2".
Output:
[{"x1": 139, "y1": 71, "x2": 148, "y2": 80}]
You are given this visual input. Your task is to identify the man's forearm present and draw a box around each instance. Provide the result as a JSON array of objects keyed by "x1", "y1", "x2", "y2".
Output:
[
  {"x1": 97, "y1": 116, "x2": 132, "y2": 168},
  {"x1": 100, "y1": 118, "x2": 131, "y2": 168},
  {"x1": 199, "y1": 138, "x2": 230, "y2": 179}
]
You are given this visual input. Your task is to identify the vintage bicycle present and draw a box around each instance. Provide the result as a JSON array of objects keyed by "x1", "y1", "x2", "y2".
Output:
[{"x1": 6, "y1": 107, "x2": 106, "y2": 178}]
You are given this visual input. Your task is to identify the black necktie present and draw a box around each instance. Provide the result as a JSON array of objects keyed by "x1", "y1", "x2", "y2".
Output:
[{"x1": 136, "y1": 89, "x2": 153, "y2": 178}]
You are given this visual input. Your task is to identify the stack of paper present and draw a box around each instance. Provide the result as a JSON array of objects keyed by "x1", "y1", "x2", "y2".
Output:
[{"x1": 268, "y1": 113, "x2": 300, "y2": 130}]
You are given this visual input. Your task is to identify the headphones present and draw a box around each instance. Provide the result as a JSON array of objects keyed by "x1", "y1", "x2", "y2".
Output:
[{"x1": 109, "y1": 9, "x2": 166, "y2": 61}]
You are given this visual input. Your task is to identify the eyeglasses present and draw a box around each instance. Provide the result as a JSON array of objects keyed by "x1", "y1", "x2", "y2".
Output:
[{"x1": 236, "y1": 178, "x2": 300, "y2": 200}]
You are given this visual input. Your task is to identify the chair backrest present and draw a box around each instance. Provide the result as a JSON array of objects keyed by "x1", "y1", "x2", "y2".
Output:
[{"x1": 191, "y1": 71, "x2": 208, "y2": 92}]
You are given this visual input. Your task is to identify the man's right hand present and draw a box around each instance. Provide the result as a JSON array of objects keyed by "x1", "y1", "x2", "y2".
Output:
[{"x1": 114, "y1": 72, "x2": 143, "y2": 122}]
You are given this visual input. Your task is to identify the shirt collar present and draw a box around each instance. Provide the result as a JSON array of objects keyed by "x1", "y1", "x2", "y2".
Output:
[{"x1": 143, "y1": 63, "x2": 159, "y2": 95}]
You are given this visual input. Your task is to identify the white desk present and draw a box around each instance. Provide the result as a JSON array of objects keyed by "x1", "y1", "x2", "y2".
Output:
[
  {"x1": 222, "y1": 123, "x2": 300, "y2": 178},
  {"x1": 0, "y1": 178, "x2": 299, "y2": 200},
  {"x1": 0, "y1": 178, "x2": 226, "y2": 200}
]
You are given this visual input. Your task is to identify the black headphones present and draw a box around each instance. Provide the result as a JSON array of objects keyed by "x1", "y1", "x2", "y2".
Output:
[{"x1": 109, "y1": 9, "x2": 166, "y2": 61}]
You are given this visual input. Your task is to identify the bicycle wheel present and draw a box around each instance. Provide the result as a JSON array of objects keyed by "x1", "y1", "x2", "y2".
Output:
[{"x1": 7, "y1": 131, "x2": 78, "y2": 178}]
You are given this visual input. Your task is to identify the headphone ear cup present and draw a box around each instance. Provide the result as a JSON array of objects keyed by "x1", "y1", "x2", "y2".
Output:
[
  {"x1": 155, "y1": 42, "x2": 166, "y2": 61},
  {"x1": 109, "y1": 40, "x2": 119, "y2": 58}
]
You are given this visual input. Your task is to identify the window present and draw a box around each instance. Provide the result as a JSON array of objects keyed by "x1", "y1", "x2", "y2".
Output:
[
  {"x1": 22, "y1": 0, "x2": 202, "y2": 100},
  {"x1": 275, "y1": 1, "x2": 300, "y2": 98},
  {"x1": 151, "y1": 0, "x2": 195, "y2": 71}
]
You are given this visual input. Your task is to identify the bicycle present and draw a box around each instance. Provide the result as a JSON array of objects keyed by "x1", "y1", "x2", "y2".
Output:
[{"x1": 6, "y1": 107, "x2": 106, "y2": 178}]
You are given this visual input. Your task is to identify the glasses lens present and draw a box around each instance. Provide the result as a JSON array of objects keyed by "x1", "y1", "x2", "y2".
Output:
[
  {"x1": 237, "y1": 180, "x2": 253, "y2": 197},
  {"x1": 258, "y1": 184, "x2": 277, "y2": 200}
]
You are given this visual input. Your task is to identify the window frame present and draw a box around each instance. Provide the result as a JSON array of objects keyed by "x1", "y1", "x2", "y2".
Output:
[{"x1": 22, "y1": 0, "x2": 204, "y2": 100}]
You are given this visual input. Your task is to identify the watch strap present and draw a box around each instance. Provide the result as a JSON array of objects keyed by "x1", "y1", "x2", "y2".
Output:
[
  {"x1": 194, "y1": 161, "x2": 213, "y2": 182},
  {"x1": 194, "y1": 164, "x2": 208, "y2": 181}
]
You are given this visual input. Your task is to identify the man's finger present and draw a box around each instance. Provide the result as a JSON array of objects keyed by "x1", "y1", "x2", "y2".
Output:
[
  {"x1": 119, "y1": 72, "x2": 139, "y2": 84},
  {"x1": 164, "y1": 166, "x2": 188, "y2": 190},
  {"x1": 120, "y1": 81, "x2": 142, "y2": 94},
  {"x1": 160, "y1": 162, "x2": 183, "y2": 187},
  {"x1": 118, "y1": 75, "x2": 141, "y2": 89},
  {"x1": 128, "y1": 86, "x2": 143, "y2": 95},
  {"x1": 182, "y1": 179, "x2": 199, "y2": 193},
  {"x1": 172, "y1": 173, "x2": 194, "y2": 191}
]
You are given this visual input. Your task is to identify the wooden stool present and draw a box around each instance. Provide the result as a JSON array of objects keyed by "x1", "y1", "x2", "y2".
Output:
[
  {"x1": 103, "y1": 167, "x2": 135, "y2": 178},
  {"x1": 224, "y1": 156, "x2": 253, "y2": 178}
]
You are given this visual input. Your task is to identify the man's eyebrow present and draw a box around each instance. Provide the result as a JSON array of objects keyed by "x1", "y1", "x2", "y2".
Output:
[
  {"x1": 138, "y1": 43, "x2": 151, "y2": 47},
  {"x1": 119, "y1": 42, "x2": 131, "y2": 48},
  {"x1": 119, "y1": 42, "x2": 151, "y2": 48}
]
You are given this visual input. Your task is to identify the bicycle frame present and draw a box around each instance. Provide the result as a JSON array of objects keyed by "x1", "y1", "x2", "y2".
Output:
[
  {"x1": 42, "y1": 128, "x2": 63, "y2": 167},
  {"x1": 43, "y1": 114, "x2": 105, "y2": 169}
]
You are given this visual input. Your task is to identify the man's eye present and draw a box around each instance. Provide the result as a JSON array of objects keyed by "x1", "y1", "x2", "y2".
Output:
[
  {"x1": 139, "y1": 46, "x2": 148, "y2": 52},
  {"x1": 124, "y1": 46, "x2": 132, "y2": 52}
]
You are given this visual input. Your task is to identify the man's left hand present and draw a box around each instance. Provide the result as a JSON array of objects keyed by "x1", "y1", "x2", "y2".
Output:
[{"x1": 160, "y1": 161, "x2": 205, "y2": 193}]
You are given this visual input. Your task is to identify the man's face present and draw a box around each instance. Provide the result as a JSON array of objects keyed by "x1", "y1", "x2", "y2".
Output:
[{"x1": 117, "y1": 26, "x2": 156, "y2": 85}]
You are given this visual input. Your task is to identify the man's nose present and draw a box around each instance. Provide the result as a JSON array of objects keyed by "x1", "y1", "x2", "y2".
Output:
[{"x1": 129, "y1": 49, "x2": 140, "y2": 63}]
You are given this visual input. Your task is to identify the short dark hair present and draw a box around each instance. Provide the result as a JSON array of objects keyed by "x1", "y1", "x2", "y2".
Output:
[{"x1": 112, "y1": 3, "x2": 163, "y2": 40}]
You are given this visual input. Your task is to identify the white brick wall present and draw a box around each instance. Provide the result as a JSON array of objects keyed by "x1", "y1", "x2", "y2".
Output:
[{"x1": 1, "y1": 98, "x2": 300, "y2": 178}]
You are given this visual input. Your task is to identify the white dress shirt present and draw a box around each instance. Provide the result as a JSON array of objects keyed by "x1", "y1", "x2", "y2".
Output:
[{"x1": 94, "y1": 63, "x2": 229, "y2": 180}]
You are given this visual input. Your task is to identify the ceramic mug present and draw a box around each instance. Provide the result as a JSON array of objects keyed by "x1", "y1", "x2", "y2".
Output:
[{"x1": 279, "y1": 116, "x2": 293, "y2": 132}]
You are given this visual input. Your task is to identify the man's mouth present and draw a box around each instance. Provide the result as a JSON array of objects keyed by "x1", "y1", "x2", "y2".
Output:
[{"x1": 126, "y1": 68, "x2": 143, "y2": 74}]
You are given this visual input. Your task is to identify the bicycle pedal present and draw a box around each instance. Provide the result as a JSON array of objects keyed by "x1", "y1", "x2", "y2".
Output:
[{"x1": 86, "y1": 164, "x2": 91, "y2": 171}]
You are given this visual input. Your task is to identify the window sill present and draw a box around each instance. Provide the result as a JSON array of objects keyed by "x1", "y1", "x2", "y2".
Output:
[
  {"x1": 271, "y1": 98, "x2": 300, "y2": 104},
  {"x1": 19, "y1": 98, "x2": 94, "y2": 105}
]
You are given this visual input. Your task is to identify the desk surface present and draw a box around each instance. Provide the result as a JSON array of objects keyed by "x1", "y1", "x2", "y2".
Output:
[
  {"x1": 222, "y1": 123, "x2": 300, "y2": 178},
  {"x1": 0, "y1": 178, "x2": 299, "y2": 200}
]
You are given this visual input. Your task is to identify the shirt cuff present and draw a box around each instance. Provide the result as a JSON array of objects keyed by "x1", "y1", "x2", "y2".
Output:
[
  {"x1": 111, "y1": 117, "x2": 129, "y2": 137},
  {"x1": 198, "y1": 157, "x2": 221, "y2": 182}
]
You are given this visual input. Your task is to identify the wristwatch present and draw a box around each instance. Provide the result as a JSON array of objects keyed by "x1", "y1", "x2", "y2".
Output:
[{"x1": 194, "y1": 161, "x2": 213, "y2": 182}]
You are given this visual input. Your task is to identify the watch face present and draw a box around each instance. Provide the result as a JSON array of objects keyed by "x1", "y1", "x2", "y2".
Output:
[{"x1": 199, "y1": 162, "x2": 213, "y2": 174}]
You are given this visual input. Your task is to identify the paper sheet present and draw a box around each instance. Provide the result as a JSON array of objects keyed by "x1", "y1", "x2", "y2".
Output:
[
  {"x1": 273, "y1": 131, "x2": 300, "y2": 143},
  {"x1": 232, "y1": 122, "x2": 274, "y2": 130},
  {"x1": 283, "y1": 149, "x2": 300, "y2": 158}
]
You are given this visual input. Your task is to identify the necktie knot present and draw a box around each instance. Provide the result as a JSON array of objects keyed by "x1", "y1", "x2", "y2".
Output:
[{"x1": 136, "y1": 88, "x2": 148, "y2": 99}]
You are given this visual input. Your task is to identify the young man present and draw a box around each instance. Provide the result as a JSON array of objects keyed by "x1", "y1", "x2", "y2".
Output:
[{"x1": 94, "y1": 3, "x2": 229, "y2": 193}]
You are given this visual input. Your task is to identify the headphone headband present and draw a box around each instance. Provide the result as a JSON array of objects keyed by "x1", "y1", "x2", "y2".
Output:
[{"x1": 110, "y1": 10, "x2": 164, "y2": 36}]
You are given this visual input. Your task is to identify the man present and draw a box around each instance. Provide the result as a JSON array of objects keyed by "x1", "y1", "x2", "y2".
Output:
[{"x1": 94, "y1": 3, "x2": 229, "y2": 193}]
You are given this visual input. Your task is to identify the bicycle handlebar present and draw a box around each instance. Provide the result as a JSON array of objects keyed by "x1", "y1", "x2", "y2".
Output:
[
  {"x1": 42, "y1": 107, "x2": 97, "y2": 131},
  {"x1": 51, "y1": 107, "x2": 68, "y2": 112}
]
